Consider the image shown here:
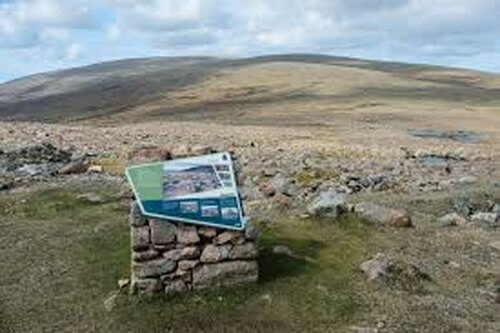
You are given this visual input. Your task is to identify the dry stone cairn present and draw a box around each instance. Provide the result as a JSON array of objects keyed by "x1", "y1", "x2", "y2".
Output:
[
  {"x1": 128, "y1": 145, "x2": 259, "y2": 295},
  {"x1": 129, "y1": 204, "x2": 259, "y2": 295}
]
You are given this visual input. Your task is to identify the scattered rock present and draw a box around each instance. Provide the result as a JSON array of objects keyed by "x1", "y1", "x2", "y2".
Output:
[
  {"x1": 307, "y1": 189, "x2": 347, "y2": 218},
  {"x1": 77, "y1": 193, "x2": 105, "y2": 204},
  {"x1": 128, "y1": 146, "x2": 170, "y2": 164},
  {"x1": 471, "y1": 212, "x2": 499, "y2": 228},
  {"x1": 354, "y1": 202, "x2": 412, "y2": 227},
  {"x1": 272, "y1": 245, "x2": 293, "y2": 257},
  {"x1": 191, "y1": 145, "x2": 213, "y2": 155},
  {"x1": 262, "y1": 173, "x2": 292, "y2": 197},
  {"x1": 488, "y1": 241, "x2": 500, "y2": 252},
  {"x1": 192, "y1": 261, "x2": 258, "y2": 290},
  {"x1": 437, "y1": 213, "x2": 467, "y2": 227},
  {"x1": 59, "y1": 154, "x2": 90, "y2": 175},
  {"x1": 87, "y1": 165, "x2": 103, "y2": 173},
  {"x1": 150, "y1": 219, "x2": 177, "y2": 245},
  {"x1": 360, "y1": 253, "x2": 430, "y2": 291},
  {"x1": 170, "y1": 145, "x2": 190, "y2": 158},
  {"x1": 118, "y1": 278, "x2": 130, "y2": 289}
]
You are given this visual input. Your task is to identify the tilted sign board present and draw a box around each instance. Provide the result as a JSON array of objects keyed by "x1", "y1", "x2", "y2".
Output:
[{"x1": 126, "y1": 152, "x2": 246, "y2": 230}]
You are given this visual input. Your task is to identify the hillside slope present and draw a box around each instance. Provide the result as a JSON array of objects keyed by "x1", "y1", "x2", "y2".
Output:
[{"x1": 0, "y1": 54, "x2": 499, "y2": 125}]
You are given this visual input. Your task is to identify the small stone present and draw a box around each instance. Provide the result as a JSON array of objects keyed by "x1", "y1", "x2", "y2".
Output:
[
  {"x1": 198, "y1": 227, "x2": 217, "y2": 239},
  {"x1": 244, "y1": 222, "x2": 259, "y2": 240},
  {"x1": 354, "y1": 202, "x2": 412, "y2": 227},
  {"x1": 272, "y1": 245, "x2": 293, "y2": 256},
  {"x1": 118, "y1": 279, "x2": 130, "y2": 289},
  {"x1": 128, "y1": 146, "x2": 170, "y2": 164},
  {"x1": 176, "y1": 224, "x2": 200, "y2": 244},
  {"x1": 192, "y1": 261, "x2": 258, "y2": 290},
  {"x1": 178, "y1": 260, "x2": 199, "y2": 270},
  {"x1": 200, "y1": 244, "x2": 232, "y2": 263},
  {"x1": 131, "y1": 226, "x2": 150, "y2": 251},
  {"x1": 488, "y1": 241, "x2": 500, "y2": 252},
  {"x1": 164, "y1": 246, "x2": 200, "y2": 261},
  {"x1": 165, "y1": 279, "x2": 187, "y2": 294},
  {"x1": 170, "y1": 145, "x2": 190, "y2": 158},
  {"x1": 130, "y1": 278, "x2": 162, "y2": 295},
  {"x1": 360, "y1": 253, "x2": 394, "y2": 281},
  {"x1": 59, "y1": 155, "x2": 89, "y2": 174},
  {"x1": 130, "y1": 202, "x2": 147, "y2": 227},
  {"x1": 437, "y1": 213, "x2": 467, "y2": 227},
  {"x1": 150, "y1": 219, "x2": 177, "y2": 245},
  {"x1": 471, "y1": 212, "x2": 499, "y2": 227},
  {"x1": 87, "y1": 165, "x2": 103, "y2": 173},
  {"x1": 191, "y1": 145, "x2": 213, "y2": 155},
  {"x1": 307, "y1": 189, "x2": 347, "y2": 218},
  {"x1": 132, "y1": 258, "x2": 176, "y2": 278},
  {"x1": 262, "y1": 173, "x2": 290, "y2": 197},
  {"x1": 132, "y1": 249, "x2": 159, "y2": 262},
  {"x1": 216, "y1": 231, "x2": 242, "y2": 245},
  {"x1": 231, "y1": 242, "x2": 258, "y2": 259}
]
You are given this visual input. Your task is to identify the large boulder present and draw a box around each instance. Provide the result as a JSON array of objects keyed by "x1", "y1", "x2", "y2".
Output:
[
  {"x1": 354, "y1": 202, "x2": 412, "y2": 227},
  {"x1": 307, "y1": 189, "x2": 347, "y2": 218},
  {"x1": 192, "y1": 261, "x2": 258, "y2": 290}
]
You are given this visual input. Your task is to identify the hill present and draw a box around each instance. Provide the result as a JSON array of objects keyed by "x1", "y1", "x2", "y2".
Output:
[{"x1": 1, "y1": 54, "x2": 499, "y2": 125}]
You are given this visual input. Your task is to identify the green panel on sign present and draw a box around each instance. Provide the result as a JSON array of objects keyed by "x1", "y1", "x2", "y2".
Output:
[{"x1": 126, "y1": 162, "x2": 163, "y2": 200}]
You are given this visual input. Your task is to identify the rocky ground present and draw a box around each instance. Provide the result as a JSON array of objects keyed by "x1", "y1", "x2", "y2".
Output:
[{"x1": 0, "y1": 119, "x2": 499, "y2": 332}]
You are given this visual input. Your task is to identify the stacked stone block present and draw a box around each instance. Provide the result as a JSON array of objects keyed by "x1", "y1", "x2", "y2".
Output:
[{"x1": 129, "y1": 202, "x2": 259, "y2": 295}]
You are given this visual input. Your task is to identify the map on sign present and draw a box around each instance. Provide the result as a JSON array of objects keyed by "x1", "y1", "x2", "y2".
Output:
[{"x1": 126, "y1": 152, "x2": 246, "y2": 230}]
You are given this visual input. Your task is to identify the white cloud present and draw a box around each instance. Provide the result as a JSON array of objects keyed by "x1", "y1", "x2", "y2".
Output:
[
  {"x1": 65, "y1": 42, "x2": 82, "y2": 59},
  {"x1": 1, "y1": 0, "x2": 500, "y2": 81}
]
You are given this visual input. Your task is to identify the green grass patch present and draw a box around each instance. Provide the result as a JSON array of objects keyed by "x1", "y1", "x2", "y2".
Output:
[{"x1": 0, "y1": 186, "x2": 378, "y2": 332}]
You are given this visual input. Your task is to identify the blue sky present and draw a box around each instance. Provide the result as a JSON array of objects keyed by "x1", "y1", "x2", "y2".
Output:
[{"x1": 1, "y1": 0, "x2": 499, "y2": 82}]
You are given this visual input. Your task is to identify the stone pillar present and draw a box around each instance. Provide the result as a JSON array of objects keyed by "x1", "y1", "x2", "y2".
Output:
[{"x1": 129, "y1": 202, "x2": 259, "y2": 295}]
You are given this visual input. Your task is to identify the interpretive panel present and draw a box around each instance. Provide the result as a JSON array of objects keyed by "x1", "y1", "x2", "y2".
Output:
[{"x1": 126, "y1": 152, "x2": 245, "y2": 230}]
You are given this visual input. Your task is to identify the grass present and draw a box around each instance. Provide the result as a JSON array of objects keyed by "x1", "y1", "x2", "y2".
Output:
[
  {"x1": 1, "y1": 183, "x2": 498, "y2": 332},
  {"x1": 0, "y1": 185, "x2": 380, "y2": 333}
]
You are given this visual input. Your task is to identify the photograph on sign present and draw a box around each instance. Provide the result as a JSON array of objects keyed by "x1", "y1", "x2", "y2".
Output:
[{"x1": 126, "y1": 152, "x2": 245, "y2": 230}]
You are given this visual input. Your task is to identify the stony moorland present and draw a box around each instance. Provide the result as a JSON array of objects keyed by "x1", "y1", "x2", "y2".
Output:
[{"x1": 0, "y1": 55, "x2": 499, "y2": 332}]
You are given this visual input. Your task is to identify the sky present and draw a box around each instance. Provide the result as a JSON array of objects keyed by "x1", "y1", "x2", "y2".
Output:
[{"x1": 1, "y1": 0, "x2": 499, "y2": 82}]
